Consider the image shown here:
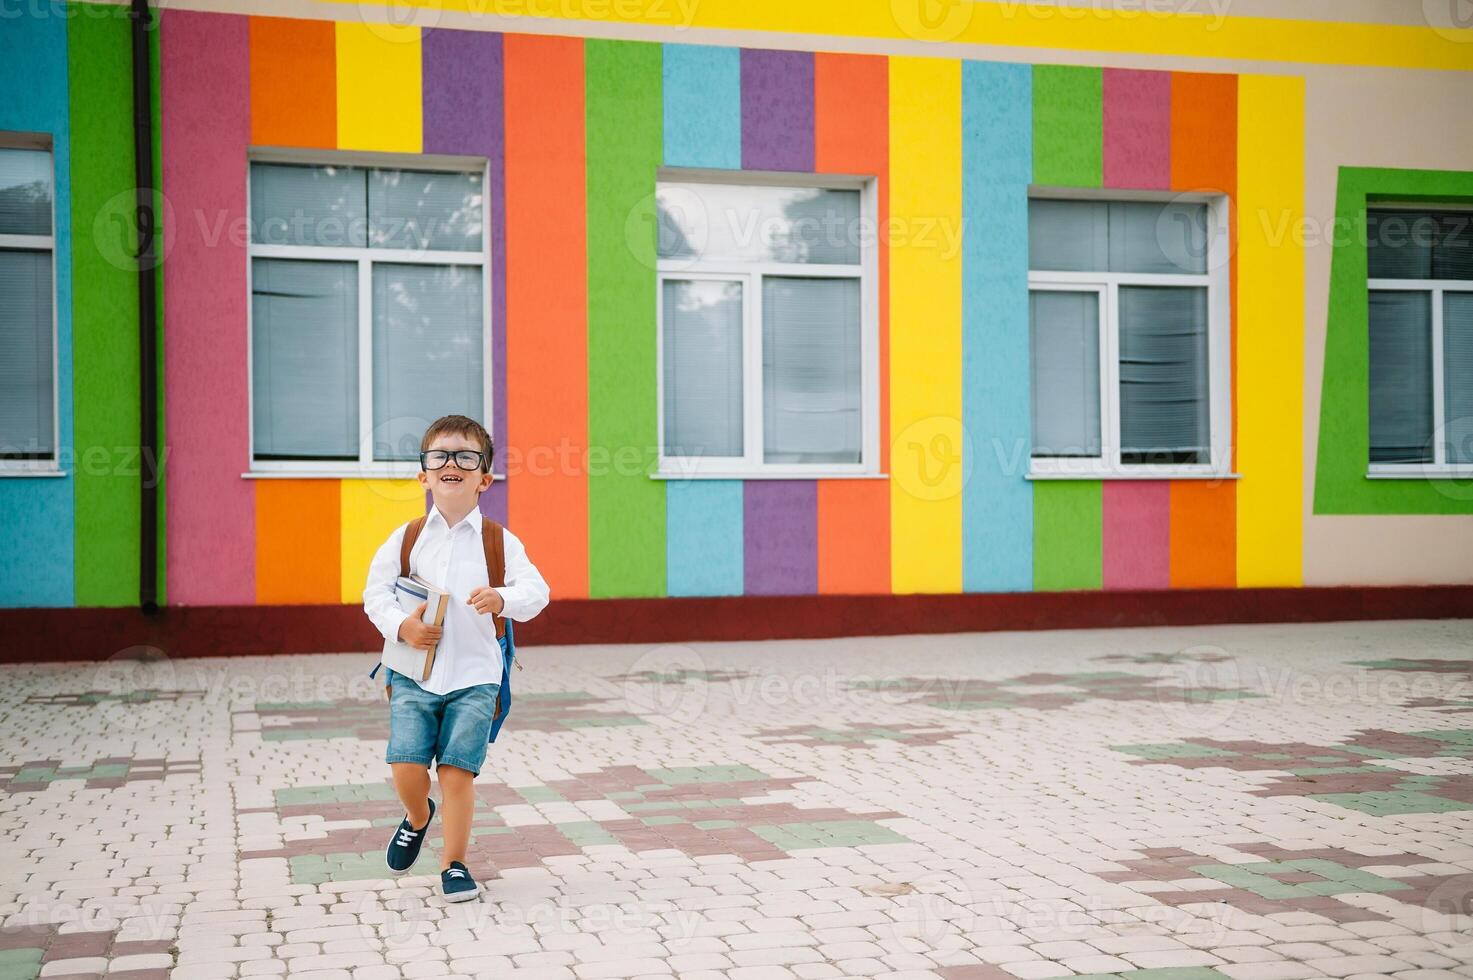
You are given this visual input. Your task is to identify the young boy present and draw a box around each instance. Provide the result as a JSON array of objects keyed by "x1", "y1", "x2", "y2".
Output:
[{"x1": 363, "y1": 415, "x2": 549, "y2": 902}]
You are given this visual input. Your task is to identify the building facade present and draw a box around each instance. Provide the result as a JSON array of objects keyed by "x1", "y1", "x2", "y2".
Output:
[{"x1": 1, "y1": 0, "x2": 1471, "y2": 650}]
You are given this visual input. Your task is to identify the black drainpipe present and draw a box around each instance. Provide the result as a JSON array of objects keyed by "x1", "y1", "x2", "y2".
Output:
[{"x1": 130, "y1": 0, "x2": 159, "y2": 614}]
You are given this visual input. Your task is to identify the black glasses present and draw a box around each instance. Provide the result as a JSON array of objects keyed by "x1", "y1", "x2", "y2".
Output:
[{"x1": 420, "y1": 449, "x2": 485, "y2": 471}]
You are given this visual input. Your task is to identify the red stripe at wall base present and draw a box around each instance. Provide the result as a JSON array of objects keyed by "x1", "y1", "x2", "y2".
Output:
[{"x1": 3, "y1": 588, "x2": 1470, "y2": 662}]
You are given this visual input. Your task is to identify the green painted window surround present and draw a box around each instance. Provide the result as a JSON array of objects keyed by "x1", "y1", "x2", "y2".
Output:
[{"x1": 1314, "y1": 166, "x2": 1473, "y2": 515}]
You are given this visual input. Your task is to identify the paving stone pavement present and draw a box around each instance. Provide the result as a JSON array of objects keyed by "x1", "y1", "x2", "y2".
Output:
[{"x1": 1, "y1": 619, "x2": 1471, "y2": 980}]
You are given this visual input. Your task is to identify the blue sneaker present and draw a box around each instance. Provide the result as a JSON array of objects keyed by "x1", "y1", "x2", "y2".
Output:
[
  {"x1": 385, "y1": 797, "x2": 435, "y2": 876},
  {"x1": 440, "y1": 861, "x2": 479, "y2": 902}
]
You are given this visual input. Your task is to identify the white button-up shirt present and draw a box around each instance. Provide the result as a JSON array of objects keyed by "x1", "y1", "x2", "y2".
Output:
[{"x1": 364, "y1": 507, "x2": 550, "y2": 695}]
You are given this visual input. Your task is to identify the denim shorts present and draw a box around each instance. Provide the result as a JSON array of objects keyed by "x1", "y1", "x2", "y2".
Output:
[{"x1": 384, "y1": 669, "x2": 502, "y2": 776}]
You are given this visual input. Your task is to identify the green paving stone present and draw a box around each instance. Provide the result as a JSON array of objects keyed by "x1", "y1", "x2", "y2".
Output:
[
  {"x1": 13, "y1": 768, "x2": 54, "y2": 782},
  {"x1": 275, "y1": 783, "x2": 397, "y2": 806},
  {"x1": 477, "y1": 825, "x2": 516, "y2": 834},
  {"x1": 936, "y1": 699, "x2": 1018, "y2": 710},
  {"x1": 1338, "y1": 745, "x2": 1403, "y2": 759},
  {"x1": 1288, "y1": 766, "x2": 1379, "y2": 776},
  {"x1": 520, "y1": 692, "x2": 595, "y2": 702},
  {"x1": 557, "y1": 821, "x2": 619, "y2": 846},
  {"x1": 647, "y1": 765, "x2": 768, "y2": 785},
  {"x1": 1112, "y1": 743, "x2": 1237, "y2": 759},
  {"x1": 623, "y1": 801, "x2": 679, "y2": 813},
  {"x1": 749, "y1": 820, "x2": 910, "y2": 851},
  {"x1": 1122, "y1": 970, "x2": 1232, "y2": 980},
  {"x1": 1257, "y1": 752, "x2": 1295, "y2": 760},
  {"x1": 256, "y1": 700, "x2": 335, "y2": 711},
  {"x1": 0, "y1": 948, "x2": 44, "y2": 966},
  {"x1": 1309, "y1": 754, "x2": 1353, "y2": 762},
  {"x1": 641, "y1": 815, "x2": 687, "y2": 825},
  {"x1": 1182, "y1": 689, "x2": 1261, "y2": 701},
  {"x1": 516, "y1": 786, "x2": 566, "y2": 804},
  {"x1": 263, "y1": 727, "x2": 359, "y2": 742},
  {"x1": 693, "y1": 819, "x2": 739, "y2": 830},
  {"x1": 1308, "y1": 791, "x2": 1473, "y2": 816},
  {"x1": 606, "y1": 791, "x2": 642, "y2": 801}
]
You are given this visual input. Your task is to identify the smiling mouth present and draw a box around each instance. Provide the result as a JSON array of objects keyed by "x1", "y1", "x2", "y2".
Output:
[{"x1": 439, "y1": 473, "x2": 465, "y2": 484}]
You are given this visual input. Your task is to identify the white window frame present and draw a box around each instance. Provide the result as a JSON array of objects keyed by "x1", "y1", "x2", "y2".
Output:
[
  {"x1": 244, "y1": 148, "x2": 495, "y2": 480},
  {"x1": 0, "y1": 133, "x2": 63, "y2": 478},
  {"x1": 1365, "y1": 203, "x2": 1473, "y2": 480},
  {"x1": 654, "y1": 169, "x2": 881, "y2": 480},
  {"x1": 1026, "y1": 188, "x2": 1233, "y2": 481}
]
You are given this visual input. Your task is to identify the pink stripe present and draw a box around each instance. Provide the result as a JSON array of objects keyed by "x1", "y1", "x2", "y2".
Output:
[
  {"x1": 162, "y1": 11, "x2": 255, "y2": 604},
  {"x1": 1102, "y1": 482, "x2": 1170, "y2": 590},
  {"x1": 1103, "y1": 68, "x2": 1170, "y2": 189}
]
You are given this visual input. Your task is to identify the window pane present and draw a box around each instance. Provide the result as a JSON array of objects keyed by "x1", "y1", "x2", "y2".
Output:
[
  {"x1": 1445, "y1": 292, "x2": 1473, "y2": 465},
  {"x1": 762, "y1": 277, "x2": 861, "y2": 464},
  {"x1": 657, "y1": 183, "x2": 861, "y2": 265},
  {"x1": 1030, "y1": 291, "x2": 1101, "y2": 457},
  {"x1": 1368, "y1": 209, "x2": 1473, "y2": 281},
  {"x1": 1028, "y1": 199, "x2": 1108, "y2": 272},
  {"x1": 1110, "y1": 201, "x2": 1209, "y2": 275},
  {"x1": 0, "y1": 250, "x2": 54, "y2": 456},
  {"x1": 369, "y1": 169, "x2": 483, "y2": 252},
  {"x1": 372, "y1": 264, "x2": 483, "y2": 461},
  {"x1": 0, "y1": 148, "x2": 52, "y2": 236},
  {"x1": 1368, "y1": 290, "x2": 1433, "y2": 464},
  {"x1": 251, "y1": 259, "x2": 358, "y2": 459},
  {"x1": 1028, "y1": 199, "x2": 1209, "y2": 274},
  {"x1": 662, "y1": 279, "x2": 744, "y2": 457},
  {"x1": 1118, "y1": 286, "x2": 1210, "y2": 464},
  {"x1": 250, "y1": 163, "x2": 367, "y2": 247}
]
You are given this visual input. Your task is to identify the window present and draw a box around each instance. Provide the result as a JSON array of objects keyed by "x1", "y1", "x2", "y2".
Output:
[
  {"x1": 247, "y1": 156, "x2": 489, "y2": 475},
  {"x1": 1027, "y1": 195, "x2": 1231, "y2": 478},
  {"x1": 0, "y1": 142, "x2": 57, "y2": 473},
  {"x1": 655, "y1": 175, "x2": 879, "y2": 477},
  {"x1": 1365, "y1": 207, "x2": 1473, "y2": 476}
]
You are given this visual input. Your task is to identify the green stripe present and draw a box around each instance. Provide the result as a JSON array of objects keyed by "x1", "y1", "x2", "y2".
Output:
[
  {"x1": 1033, "y1": 481, "x2": 1102, "y2": 590},
  {"x1": 69, "y1": 15, "x2": 140, "y2": 606},
  {"x1": 1031, "y1": 65, "x2": 1102, "y2": 188},
  {"x1": 585, "y1": 40, "x2": 666, "y2": 596},
  {"x1": 1314, "y1": 166, "x2": 1473, "y2": 515}
]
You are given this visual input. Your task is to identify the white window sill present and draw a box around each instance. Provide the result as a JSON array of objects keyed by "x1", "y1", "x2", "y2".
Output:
[
  {"x1": 652, "y1": 471, "x2": 888, "y2": 481},
  {"x1": 1027, "y1": 469, "x2": 1240, "y2": 481},
  {"x1": 0, "y1": 468, "x2": 67, "y2": 478},
  {"x1": 244, "y1": 469, "x2": 506, "y2": 481},
  {"x1": 1366, "y1": 467, "x2": 1473, "y2": 479}
]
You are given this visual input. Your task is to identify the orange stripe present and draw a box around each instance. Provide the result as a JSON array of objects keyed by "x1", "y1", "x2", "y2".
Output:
[
  {"x1": 503, "y1": 35, "x2": 589, "y2": 599},
  {"x1": 1169, "y1": 72, "x2": 1237, "y2": 589},
  {"x1": 255, "y1": 480, "x2": 341, "y2": 603},
  {"x1": 249, "y1": 17, "x2": 336, "y2": 148},
  {"x1": 814, "y1": 52, "x2": 890, "y2": 595}
]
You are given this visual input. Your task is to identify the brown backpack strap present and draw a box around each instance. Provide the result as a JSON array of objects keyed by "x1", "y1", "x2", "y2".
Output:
[
  {"x1": 399, "y1": 516, "x2": 428, "y2": 578},
  {"x1": 482, "y1": 519, "x2": 507, "y2": 638}
]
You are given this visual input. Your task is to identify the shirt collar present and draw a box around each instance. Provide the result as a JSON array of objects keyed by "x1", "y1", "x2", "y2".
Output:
[{"x1": 427, "y1": 505, "x2": 483, "y2": 533}]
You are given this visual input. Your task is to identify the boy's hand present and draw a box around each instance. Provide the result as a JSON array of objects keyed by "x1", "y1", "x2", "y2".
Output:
[
  {"x1": 397, "y1": 601, "x2": 443, "y2": 650},
  {"x1": 467, "y1": 587, "x2": 505, "y2": 616}
]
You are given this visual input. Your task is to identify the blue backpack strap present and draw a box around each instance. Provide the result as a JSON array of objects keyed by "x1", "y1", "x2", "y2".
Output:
[{"x1": 489, "y1": 619, "x2": 514, "y2": 743}]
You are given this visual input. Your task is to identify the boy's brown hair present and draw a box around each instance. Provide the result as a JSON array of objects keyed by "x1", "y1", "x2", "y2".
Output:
[{"x1": 420, "y1": 415, "x2": 494, "y2": 473}]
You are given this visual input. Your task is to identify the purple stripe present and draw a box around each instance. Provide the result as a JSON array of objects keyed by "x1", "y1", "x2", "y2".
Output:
[
  {"x1": 743, "y1": 481, "x2": 817, "y2": 595},
  {"x1": 740, "y1": 49, "x2": 814, "y2": 171},
  {"x1": 422, "y1": 29, "x2": 508, "y2": 524}
]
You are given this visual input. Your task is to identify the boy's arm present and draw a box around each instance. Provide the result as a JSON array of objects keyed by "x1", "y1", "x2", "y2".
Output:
[
  {"x1": 494, "y1": 527, "x2": 551, "y2": 622},
  {"x1": 363, "y1": 523, "x2": 411, "y2": 642}
]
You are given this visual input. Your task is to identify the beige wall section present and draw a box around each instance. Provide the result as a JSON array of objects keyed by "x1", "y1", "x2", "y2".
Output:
[
  {"x1": 1300, "y1": 66, "x2": 1473, "y2": 587},
  {"x1": 113, "y1": 0, "x2": 1473, "y2": 586}
]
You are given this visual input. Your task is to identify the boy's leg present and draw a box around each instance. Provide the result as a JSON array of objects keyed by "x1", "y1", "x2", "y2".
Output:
[
  {"x1": 436, "y1": 764, "x2": 475, "y2": 870},
  {"x1": 391, "y1": 762, "x2": 432, "y2": 828}
]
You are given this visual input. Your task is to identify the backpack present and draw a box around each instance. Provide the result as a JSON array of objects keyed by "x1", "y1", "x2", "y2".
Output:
[{"x1": 368, "y1": 515, "x2": 519, "y2": 742}]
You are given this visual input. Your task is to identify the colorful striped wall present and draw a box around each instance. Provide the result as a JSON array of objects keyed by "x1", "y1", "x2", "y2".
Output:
[{"x1": 6, "y1": 8, "x2": 1311, "y2": 608}]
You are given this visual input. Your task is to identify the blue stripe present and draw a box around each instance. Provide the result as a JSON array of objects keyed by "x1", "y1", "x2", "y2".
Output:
[
  {"x1": 666, "y1": 481, "x2": 744, "y2": 596},
  {"x1": 0, "y1": 3, "x2": 75, "y2": 608},
  {"x1": 661, "y1": 43, "x2": 744, "y2": 597},
  {"x1": 662, "y1": 44, "x2": 741, "y2": 169},
  {"x1": 962, "y1": 61, "x2": 1033, "y2": 592}
]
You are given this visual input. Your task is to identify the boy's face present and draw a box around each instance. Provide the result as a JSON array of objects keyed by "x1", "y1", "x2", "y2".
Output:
[{"x1": 417, "y1": 432, "x2": 494, "y2": 509}]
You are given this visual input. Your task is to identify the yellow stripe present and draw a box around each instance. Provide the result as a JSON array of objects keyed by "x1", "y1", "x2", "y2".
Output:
[
  {"x1": 335, "y1": 22, "x2": 422, "y2": 152},
  {"x1": 889, "y1": 56, "x2": 963, "y2": 595},
  {"x1": 339, "y1": 479, "x2": 426, "y2": 604},
  {"x1": 1235, "y1": 74, "x2": 1304, "y2": 587},
  {"x1": 317, "y1": 0, "x2": 1473, "y2": 71}
]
